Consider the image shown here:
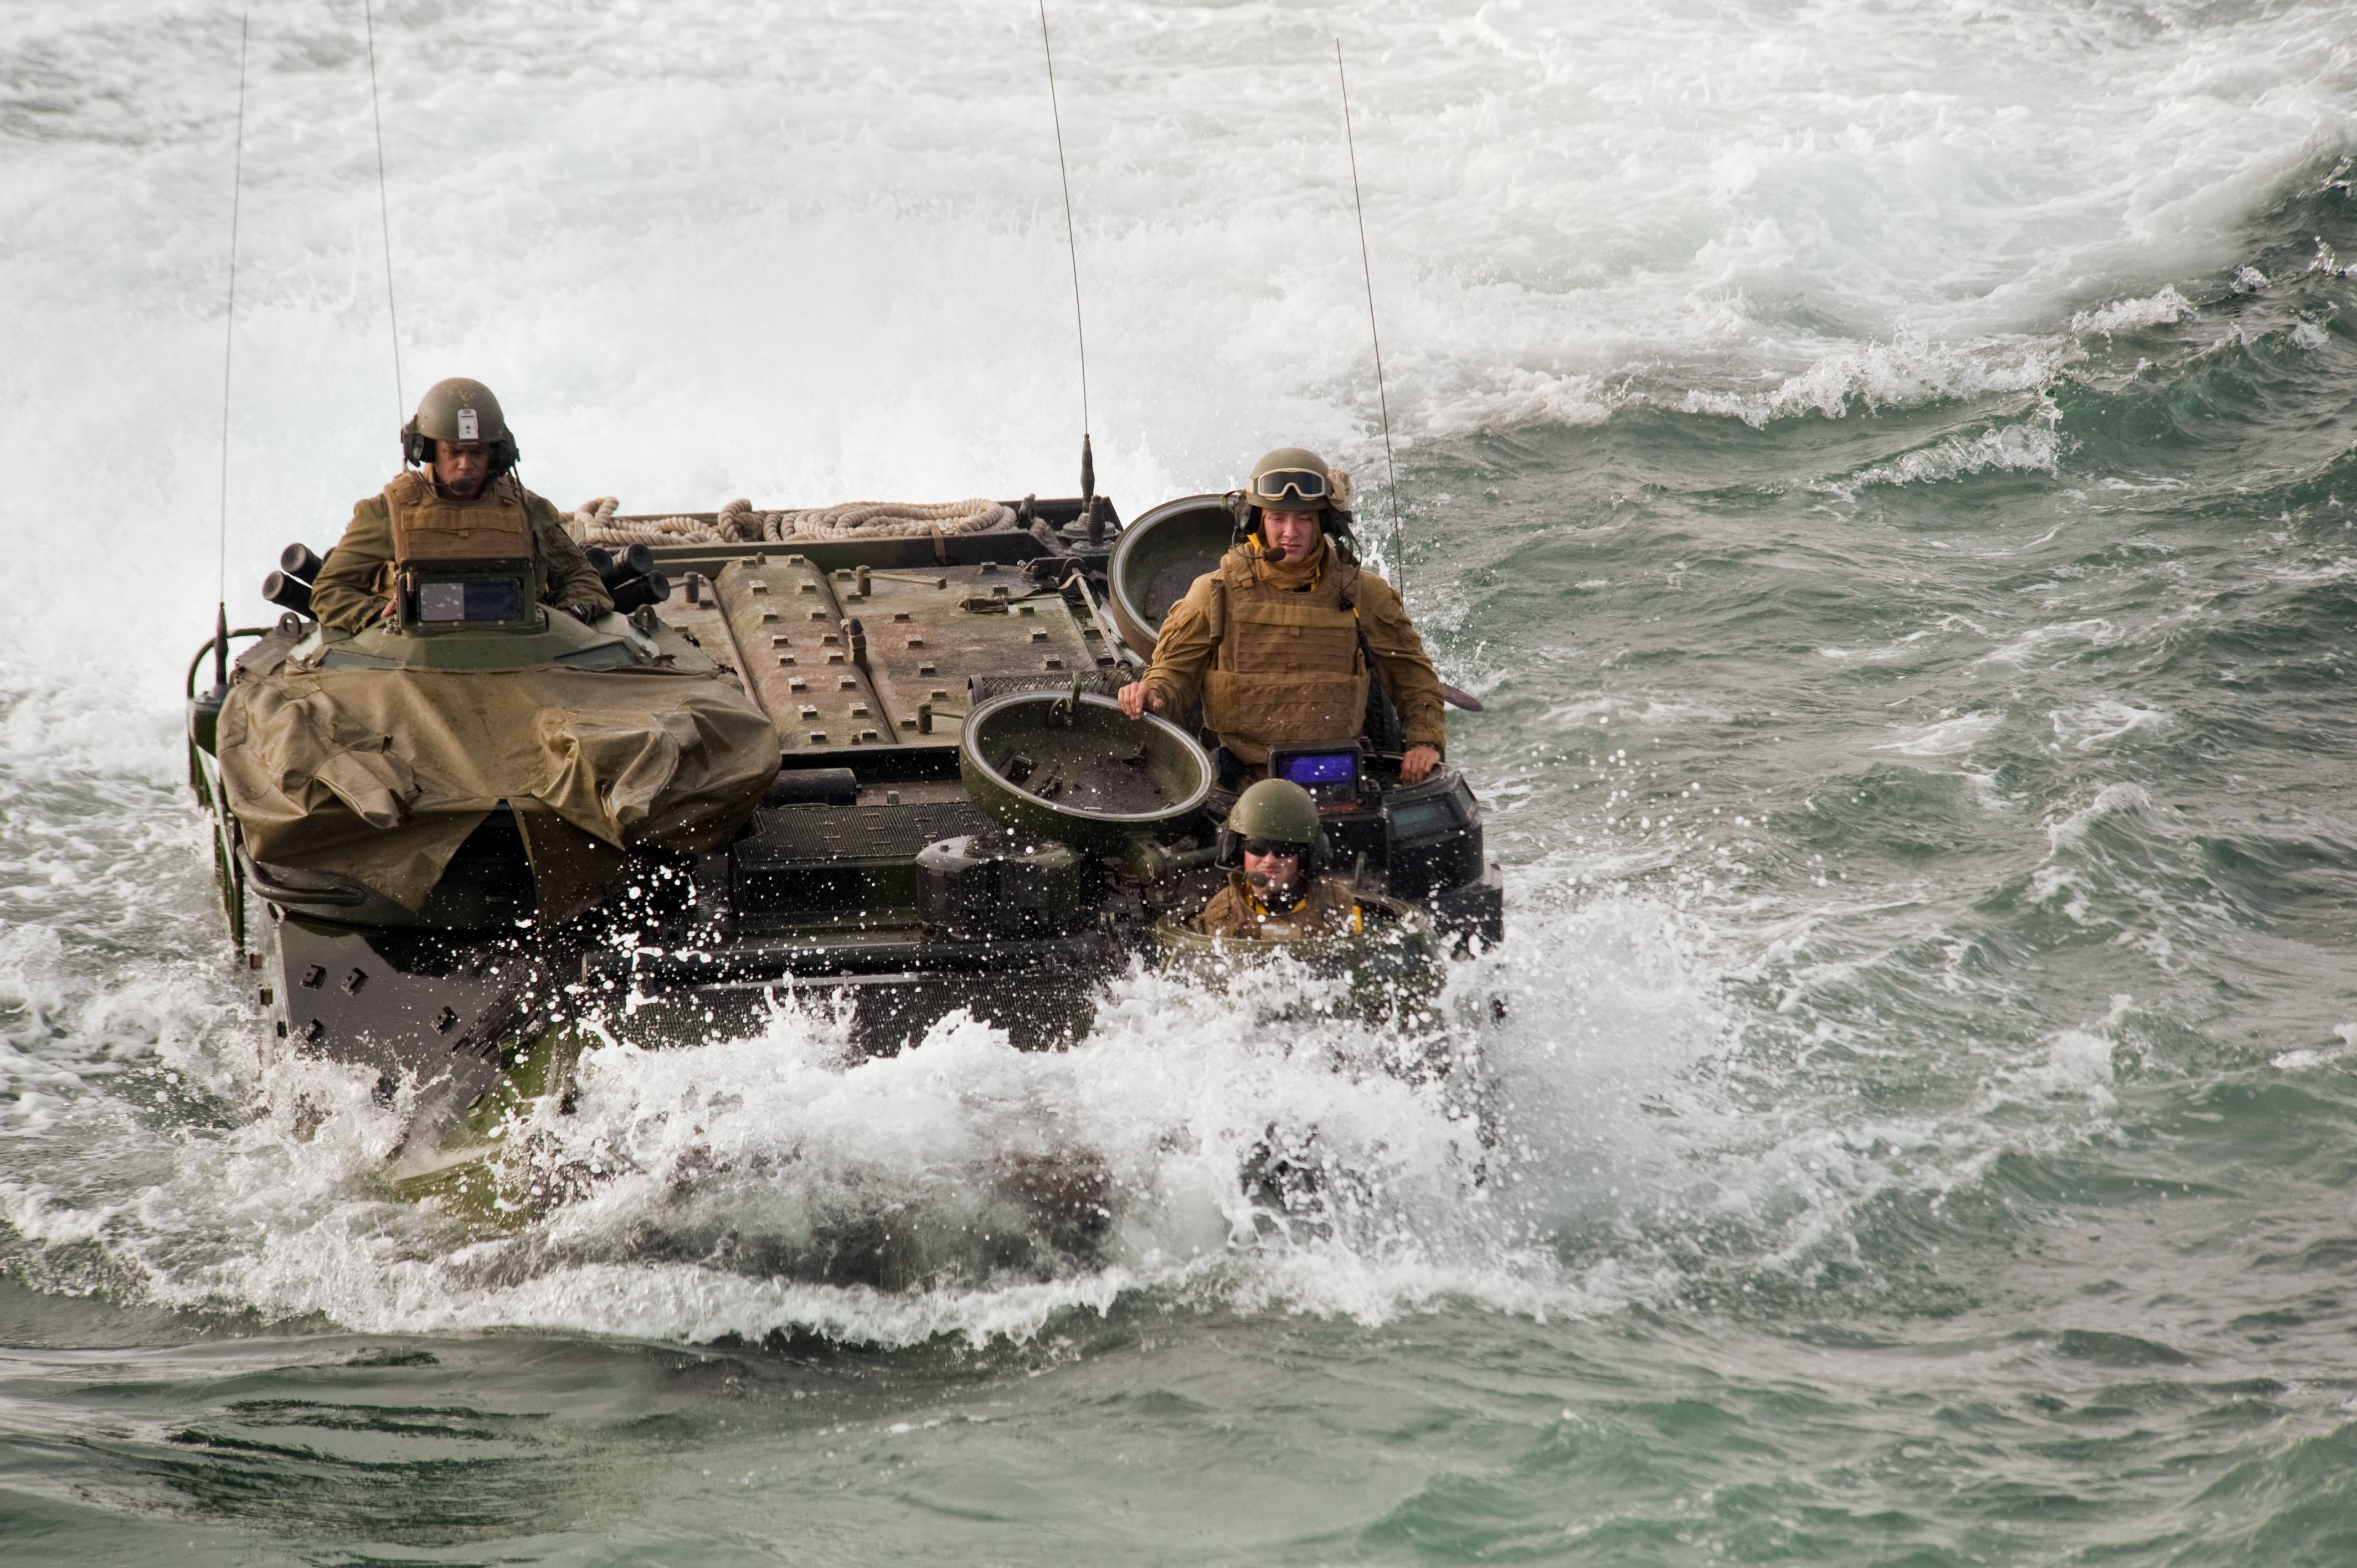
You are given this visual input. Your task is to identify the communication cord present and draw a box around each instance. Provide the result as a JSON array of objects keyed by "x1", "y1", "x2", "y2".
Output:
[
  {"x1": 1336, "y1": 40, "x2": 1406, "y2": 595},
  {"x1": 362, "y1": 0, "x2": 404, "y2": 420},
  {"x1": 1037, "y1": 2, "x2": 1090, "y2": 448},
  {"x1": 214, "y1": 11, "x2": 251, "y2": 690}
]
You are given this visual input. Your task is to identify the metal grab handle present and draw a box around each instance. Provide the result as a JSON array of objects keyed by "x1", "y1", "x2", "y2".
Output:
[
  {"x1": 243, "y1": 860, "x2": 368, "y2": 907},
  {"x1": 184, "y1": 627, "x2": 274, "y2": 697}
]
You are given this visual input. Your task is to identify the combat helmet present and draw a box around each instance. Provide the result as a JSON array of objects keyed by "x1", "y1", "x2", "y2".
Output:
[
  {"x1": 1219, "y1": 777, "x2": 1331, "y2": 871},
  {"x1": 1233, "y1": 447, "x2": 1357, "y2": 554},
  {"x1": 401, "y1": 378, "x2": 519, "y2": 476}
]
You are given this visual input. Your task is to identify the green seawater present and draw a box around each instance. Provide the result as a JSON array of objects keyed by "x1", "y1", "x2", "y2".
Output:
[{"x1": 8, "y1": 3, "x2": 2357, "y2": 1561}]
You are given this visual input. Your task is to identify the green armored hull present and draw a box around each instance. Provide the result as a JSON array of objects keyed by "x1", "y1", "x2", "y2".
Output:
[{"x1": 187, "y1": 491, "x2": 1503, "y2": 1189}]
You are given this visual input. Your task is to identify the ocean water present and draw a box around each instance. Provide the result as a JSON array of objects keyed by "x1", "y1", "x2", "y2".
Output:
[{"x1": 5, "y1": 0, "x2": 2357, "y2": 1561}]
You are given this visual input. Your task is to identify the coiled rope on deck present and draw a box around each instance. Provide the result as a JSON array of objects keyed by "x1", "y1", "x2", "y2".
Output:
[
  {"x1": 564, "y1": 497, "x2": 727, "y2": 546},
  {"x1": 567, "y1": 496, "x2": 1015, "y2": 548}
]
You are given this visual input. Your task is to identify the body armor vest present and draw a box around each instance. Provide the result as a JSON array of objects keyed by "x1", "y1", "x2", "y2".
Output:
[
  {"x1": 1199, "y1": 548, "x2": 1371, "y2": 762},
  {"x1": 383, "y1": 471, "x2": 537, "y2": 568}
]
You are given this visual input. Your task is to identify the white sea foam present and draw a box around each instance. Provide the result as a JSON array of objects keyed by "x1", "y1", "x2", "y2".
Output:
[
  {"x1": 1871, "y1": 711, "x2": 2003, "y2": 759},
  {"x1": 1977, "y1": 617, "x2": 2127, "y2": 669},
  {"x1": 0, "y1": 883, "x2": 1735, "y2": 1344},
  {"x1": 2046, "y1": 783, "x2": 2156, "y2": 853},
  {"x1": 1993, "y1": 996, "x2": 2133, "y2": 1113},
  {"x1": 1829, "y1": 418, "x2": 2066, "y2": 497},
  {"x1": 1682, "y1": 337, "x2": 2069, "y2": 430},
  {"x1": 2070, "y1": 286, "x2": 2199, "y2": 337},
  {"x1": 2021, "y1": 1027, "x2": 2119, "y2": 1110},
  {"x1": 2051, "y1": 701, "x2": 2168, "y2": 753}
]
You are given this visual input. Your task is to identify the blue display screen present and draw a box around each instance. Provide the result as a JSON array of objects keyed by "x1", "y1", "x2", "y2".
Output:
[{"x1": 1278, "y1": 752, "x2": 1357, "y2": 786}]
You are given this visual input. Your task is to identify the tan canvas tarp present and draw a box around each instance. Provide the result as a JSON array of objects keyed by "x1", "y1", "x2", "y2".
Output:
[{"x1": 218, "y1": 664, "x2": 778, "y2": 914}]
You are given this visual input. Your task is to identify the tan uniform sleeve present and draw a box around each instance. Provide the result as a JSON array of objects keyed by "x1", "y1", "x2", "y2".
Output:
[
  {"x1": 307, "y1": 498, "x2": 395, "y2": 632},
  {"x1": 528, "y1": 495, "x2": 613, "y2": 613},
  {"x1": 1140, "y1": 572, "x2": 1222, "y2": 717},
  {"x1": 1354, "y1": 571, "x2": 1447, "y2": 752}
]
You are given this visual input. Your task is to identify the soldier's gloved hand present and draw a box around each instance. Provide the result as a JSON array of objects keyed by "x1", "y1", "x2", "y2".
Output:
[
  {"x1": 1117, "y1": 682, "x2": 1164, "y2": 721},
  {"x1": 1401, "y1": 745, "x2": 1441, "y2": 785}
]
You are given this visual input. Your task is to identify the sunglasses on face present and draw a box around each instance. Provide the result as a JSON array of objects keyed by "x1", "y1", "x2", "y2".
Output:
[
  {"x1": 1251, "y1": 468, "x2": 1329, "y2": 503},
  {"x1": 1239, "y1": 839, "x2": 1304, "y2": 859}
]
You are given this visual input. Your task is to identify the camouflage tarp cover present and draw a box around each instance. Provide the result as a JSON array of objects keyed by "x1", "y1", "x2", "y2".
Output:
[{"x1": 218, "y1": 663, "x2": 776, "y2": 914}]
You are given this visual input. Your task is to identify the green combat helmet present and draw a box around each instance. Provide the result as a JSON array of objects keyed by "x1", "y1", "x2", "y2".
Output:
[
  {"x1": 1242, "y1": 447, "x2": 1336, "y2": 514},
  {"x1": 1223, "y1": 776, "x2": 1330, "y2": 871},
  {"x1": 401, "y1": 377, "x2": 519, "y2": 475}
]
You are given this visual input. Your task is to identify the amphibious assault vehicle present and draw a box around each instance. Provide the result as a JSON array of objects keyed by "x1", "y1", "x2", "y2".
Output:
[{"x1": 186, "y1": 487, "x2": 1502, "y2": 1182}]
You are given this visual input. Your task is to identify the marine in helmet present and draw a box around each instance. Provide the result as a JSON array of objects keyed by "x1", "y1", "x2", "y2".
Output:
[
  {"x1": 1192, "y1": 778, "x2": 1365, "y2": 940},
  {"x1": 1118, "y1": 447, "x2": 1447, "y2": 785},
  {"x1": 306, "y1": 378, "x2": 614, "y2": 633}
]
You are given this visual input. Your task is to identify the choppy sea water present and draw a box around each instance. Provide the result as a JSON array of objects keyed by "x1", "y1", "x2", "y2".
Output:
[{"x1": 6, "y1": 1, "x2": 2357, "y2": 1561}]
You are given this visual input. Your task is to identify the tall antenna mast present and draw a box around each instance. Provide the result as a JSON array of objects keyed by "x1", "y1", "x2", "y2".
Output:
[
  {"x1": 1037, "y1": 1, "x2": 1096, "y2": 515},
  {"x1": 1336, "y1": 41, "x2": 1405, "y2": 592},
  {"x1": 214, "y1": 11, "x2": 251, "y2": 695},
  {"x1": 362, "y1": 0, "x2": 404, "y2": 420}
]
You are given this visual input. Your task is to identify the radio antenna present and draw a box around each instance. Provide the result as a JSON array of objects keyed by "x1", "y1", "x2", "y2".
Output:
[
  {"x1": 1336, "y1": 41, "x2": 1405, "y2": 592},
  {"x1": 362, "y1": 0, "x2": 404, "y2": 420},
  {"x1": 213, "y1": 11, "x2": 251, "y2": 694},
  {"x1": 1037, "y1": 1, "x2": 1095, "y2": 512}
]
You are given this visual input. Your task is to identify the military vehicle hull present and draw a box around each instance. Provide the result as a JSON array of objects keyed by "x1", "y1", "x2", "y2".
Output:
[{"x1": 188, "y1": 493, "x2": 1503, "y2": 1188}]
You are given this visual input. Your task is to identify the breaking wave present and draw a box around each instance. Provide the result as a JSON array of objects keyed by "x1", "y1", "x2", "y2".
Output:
[{"x1": 1, "y1": 843, "x2": 1759, "y2": 1343}]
